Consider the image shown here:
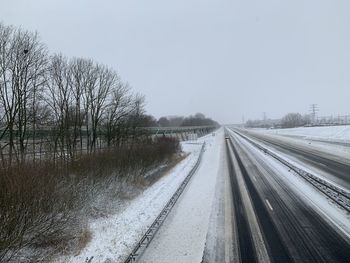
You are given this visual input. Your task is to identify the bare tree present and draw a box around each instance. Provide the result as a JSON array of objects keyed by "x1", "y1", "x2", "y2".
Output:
[
  {"x1": 85, "y1": 63, "x2": 114, "y2": 152},
  {"x1": 0, "y1": 22, "x2": 149, "y2": 165},
  {"x1": 281, "y1": 113, "x2": 306, "y2": 128},
  {"x1": 46, "y1": 54, "x2": 72, "y2": 160},
  {"x1": 104, "y1": 83, "x2": 134, "y2": 146},
  {"x1": 0, "y1": 23, "x2": 15, "y2": 165},
  {"x1": 67, "y1": 58, "x2": 92, "y2": 156},
  {"x1": 1, "y1": 23, "x2": 184, "y2": 261},
  {"x1": 0, "y1": 23, "x2": 47, "y2": 165}
]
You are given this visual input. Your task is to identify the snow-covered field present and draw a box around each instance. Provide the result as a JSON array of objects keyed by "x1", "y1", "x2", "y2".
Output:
[
  {"x1": 56, "y1": 131, "x2": 219, "y2": 263},
  {"x1": 261, "y1": 125, "x2": 350, "y2": 143}
]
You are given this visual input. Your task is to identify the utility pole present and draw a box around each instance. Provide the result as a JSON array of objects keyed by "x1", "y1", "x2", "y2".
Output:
[{"x1": 310, "y1": 104, "x2": 318, "y2": 125}]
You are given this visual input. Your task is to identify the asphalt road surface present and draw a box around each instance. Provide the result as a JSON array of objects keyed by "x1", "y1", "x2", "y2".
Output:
[
  {"x1": 242, "y1": 130, "x2": 350, "y2": 190},
  {"x1": 136, "y1": 128, "x2": 350, "y2": 263},
  {"x1": 224, "y1": 129, "x2": 350, "y2": 263}
]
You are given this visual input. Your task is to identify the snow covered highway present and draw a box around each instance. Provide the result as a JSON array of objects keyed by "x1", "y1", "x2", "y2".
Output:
[
  {"x1": 242, "y1": 129, "x2": 350, "y2": 190},
  {"x1": 3, "y1": 2, "x2": 350, "y2": 261},
  {"x1": 225, "y1": 128, "x2": 350, "y2": 262},
  {"x1": 62, "y1": 127, "x2": 350, "y2": 263},
  {"x1": 131, "y1": 127, "x2": 350, "y2": 263}
]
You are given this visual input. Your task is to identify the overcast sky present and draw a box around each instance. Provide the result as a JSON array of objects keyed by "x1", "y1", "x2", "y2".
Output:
[{"x1": 1, "y1": 0, "x2": 349, "y2": 123}]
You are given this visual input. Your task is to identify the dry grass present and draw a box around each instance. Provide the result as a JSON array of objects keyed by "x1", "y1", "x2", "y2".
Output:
[{"x1": 0, "y1": 137, "x2": 180, "y2": 262}]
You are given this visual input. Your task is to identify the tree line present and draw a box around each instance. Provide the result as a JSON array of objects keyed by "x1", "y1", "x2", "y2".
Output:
[
  {"x1": 0, "y1": 23, "x2": 151, "y2": 165},
  {"x1": 157, "y1": 113, "x2": 219, "y2": 127},
  {"x1": 245, "y1": 113, "x2": 311, "y2": 129},
  {"x1": 0, "y1": 23, "x2": 183, "y2": 261}
]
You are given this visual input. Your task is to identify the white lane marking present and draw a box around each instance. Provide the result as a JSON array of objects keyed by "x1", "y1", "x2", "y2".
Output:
[
  {"x1": 318, "y1": 162, "x2": 327, "y2": 167},
  {"x1": 253, "y1": 176, "x2": 257, "y2": 182},
  {"x1": 265, "y1": 199, "x2": 274, "y2": 211}
]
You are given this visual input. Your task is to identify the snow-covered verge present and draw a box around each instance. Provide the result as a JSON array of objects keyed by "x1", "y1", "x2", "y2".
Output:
[
  {"x1": 248, "y1": 127, "x2": 350, "y2": 163},
  {"x1": 139, "y1": 129, "x2": 224, "y2": 263},
  {"x1": 259, "y1": 125, "x2": 350, "y2": 143},
  {"x1": 55, "y1": 133, "x2": 218, "y2": 263}
]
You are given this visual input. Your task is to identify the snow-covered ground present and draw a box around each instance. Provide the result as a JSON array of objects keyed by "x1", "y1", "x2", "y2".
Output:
[
  {"x1": 56, "y1": 131, "x2": 220, "y2": 263},
  {"x1": 139, "y1": 129, "x2": 224, "y2": 263},
  {"x1": 260, "y1": 125, "x2": 350, "y2": 143},
  {"x1": 250, "y1": 127, "x2": 350, "y2": 163}
]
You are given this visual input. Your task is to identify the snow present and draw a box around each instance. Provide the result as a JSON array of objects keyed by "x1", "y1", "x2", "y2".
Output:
[
  {"x1": 241, "y1": 130, "x2": 350, "y2": 190},
  {"x1": 249, "y1": 127, "x2": 350, "y2": 168},
  {"x1": 244, "y1": 127, "x2": 350, "y2": 189},
  {"x1": 56, "y1": 132, "x2": 218, "y2": 263},
  {"x1": 259, "y1": 125, "x2": 350, "y2": 143},
  {"x1": 229, "y1": 131, "x2": 350, "y2": 239},
  {"x1": 139, "y1": 128, "x2": 224, "y2": 263}
]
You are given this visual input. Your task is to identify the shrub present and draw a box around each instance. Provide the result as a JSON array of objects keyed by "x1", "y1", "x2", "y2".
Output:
[{"x1": 0, "y1": 137, "x2": 180, "y2": 261}]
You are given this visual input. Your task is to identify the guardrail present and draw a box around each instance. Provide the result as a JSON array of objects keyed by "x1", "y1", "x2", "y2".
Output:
[
  {"x1": 231, "y1": 129, "x2": 350, "y2": 212},
  {"x1": 124, "y1": 142, "x2": 206, "y2": 263},
  {"x1": 146, "y1": 125, "x2": 217, "y2": 131},
  {"x1": 146, "y1": 126, "x2": 218, "y2": 137}
]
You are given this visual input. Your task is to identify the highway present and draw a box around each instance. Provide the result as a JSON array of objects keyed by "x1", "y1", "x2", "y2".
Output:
[
  {"x1": 225, "y1": 128, "x2": 350, "y2": 262},
  {"x1": 241, "y1": 129, "x2": 350, "y2": 190},
  {"x1": 130, "y1": 128, "x2": 350, "y2": 263}
]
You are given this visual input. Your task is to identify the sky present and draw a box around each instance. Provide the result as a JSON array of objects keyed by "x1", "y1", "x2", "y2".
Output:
[{"x1": 1, "y1": 0, "x2": 350, "y2": 124}]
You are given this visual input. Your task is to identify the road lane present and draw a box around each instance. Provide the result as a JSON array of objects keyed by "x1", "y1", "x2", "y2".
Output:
[
  {"x1": 243, "y1": 130, "x2": 350, "y2": 189},
  {"x1": 230, "y1": 130, "x2": 350, "y2": 262}
]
